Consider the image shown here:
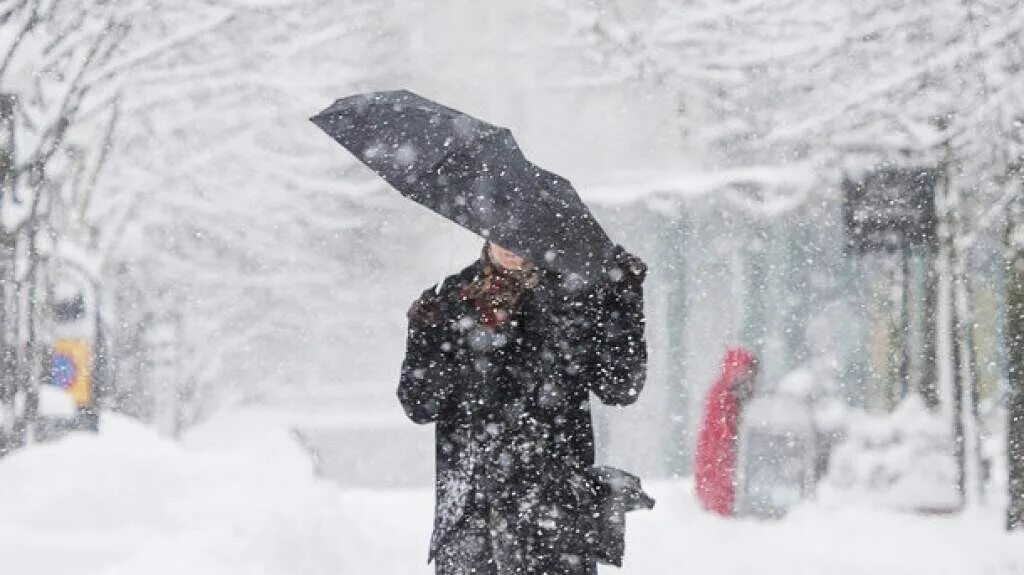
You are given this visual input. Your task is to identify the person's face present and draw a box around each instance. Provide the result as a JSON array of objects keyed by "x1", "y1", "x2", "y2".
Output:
[
  {"x1": 488, "y1": 242, "x2": 527, "y2": 270},
  {"x1": 733, "y1": 367, "x2": 757, "y2": 402}
]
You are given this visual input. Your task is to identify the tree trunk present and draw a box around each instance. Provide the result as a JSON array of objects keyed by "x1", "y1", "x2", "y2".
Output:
[
  {"x1": 0, "y1": 238, "x2": 16, "y2": 455},
  {"x1": 898, "y1": 243, "x2": 912, "y2": 401},
  {"x1": 919, "y1": 248, "x2": 941, "y2": 408},
  {"x1": 940, "y1": 139, "x2": 967, "y2": 505},
  {"x1": 950, "y1": 260, "x2": 967, "y2": 503},
  {"x1": 0, "y1": 95, "x2": 16, "y2": 455},
  {"x1": 20, "y1": 237, "x2": 44, "y2": 445},
  {"x1": 1007, "y1": 220, "x2": 1024, "y2": 530}
]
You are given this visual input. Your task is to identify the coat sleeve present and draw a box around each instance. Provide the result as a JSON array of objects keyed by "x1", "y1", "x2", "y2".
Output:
[
  {"x1": 584, "y1": 274, "x2": 648, "y2": 406},
  {"x1": 396, "y1": 286, "x2": 459, "y2": 424}
]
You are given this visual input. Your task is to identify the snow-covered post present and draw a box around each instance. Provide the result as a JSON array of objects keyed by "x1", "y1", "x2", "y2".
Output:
[
  {"x1": 952, "y1": 217, "x2": 984, "y2": 507},
  {"x1": 938, "y1": 128, "x2": 984, "y2": 508},
  {"x1": 953, "y1": 198, "x2": 985, "y2": 508},
  {"x1": 146, "y1": 299, "x2": 182, "y2": 439},
  {"x1": 937, "y1": 129, "x2": 966, "y2": 505},
  {"x1": 1007, "y1": 181, "x2": 1024, "y2": 530}
]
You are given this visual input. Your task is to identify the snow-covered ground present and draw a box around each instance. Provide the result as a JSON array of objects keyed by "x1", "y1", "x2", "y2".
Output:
[{"x1": 1, "y1": 412, "x2": 1022, "y2": 575}]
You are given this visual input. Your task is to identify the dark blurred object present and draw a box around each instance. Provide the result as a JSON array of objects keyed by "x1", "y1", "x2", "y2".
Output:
[
  {"x1": 53, "y1": 293, "x2": 86, "y2": 322},
  {"x1": 842, "y1": 166, "x2": 938, "y2": 254},
  {"x1": 734, "y1": 395, "x2": 817, "y2": 519},
  {"x1": 584, "y1": 465, "x2": 655, "y2": 566}
]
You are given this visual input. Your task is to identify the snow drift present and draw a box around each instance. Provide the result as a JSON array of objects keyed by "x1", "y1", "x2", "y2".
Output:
[{"x1": 0, "y1": 412, "x2": 1022, "y2": 575}]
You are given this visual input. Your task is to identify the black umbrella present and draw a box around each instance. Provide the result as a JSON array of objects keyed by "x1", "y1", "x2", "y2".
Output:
[{"x1": 310, "y1": 90, "x2": 616, "y2": 284}]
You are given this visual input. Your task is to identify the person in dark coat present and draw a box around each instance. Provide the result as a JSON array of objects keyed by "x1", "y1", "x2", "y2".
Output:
[{"x1": 397, "y1": 241, "x2": 648, "y2": 575}]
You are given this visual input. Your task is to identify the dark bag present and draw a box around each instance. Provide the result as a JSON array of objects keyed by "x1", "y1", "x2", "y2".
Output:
[{"x1": 558, "y1": 465, "x2": 655, "y2": 567}]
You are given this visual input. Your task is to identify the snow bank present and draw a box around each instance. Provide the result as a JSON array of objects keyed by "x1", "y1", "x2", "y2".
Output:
[
  {"x1": 822, "y1": 395, "x2": 960, "y2": 512},
  {"x1": 0, "y1": 410, "x2": 1021, "y2": 575},
  {"x1": 625, "y1": 481, "x2": 1024, "y2": 575},
  {"x1": 0, "y1": 411, "x2": 430, "y2": 575}
]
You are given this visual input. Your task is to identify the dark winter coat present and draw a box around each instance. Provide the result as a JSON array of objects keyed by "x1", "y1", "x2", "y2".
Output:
[{"x1": 397, "y1": 251, "x2": 647, "y2": 571}]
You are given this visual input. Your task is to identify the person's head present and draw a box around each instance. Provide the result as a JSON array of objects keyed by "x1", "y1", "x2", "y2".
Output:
[
  {"x1": 722, "y1": 348, "x2": 758, "y2": 402},
  {"x1": 487, "y1": 241, "x2": 528, "y2": 271}
]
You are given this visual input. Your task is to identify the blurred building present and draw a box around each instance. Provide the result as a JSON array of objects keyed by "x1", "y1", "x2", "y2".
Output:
[{"x1": 586, "y1": 171, "x2": 1009, "y2": 480}]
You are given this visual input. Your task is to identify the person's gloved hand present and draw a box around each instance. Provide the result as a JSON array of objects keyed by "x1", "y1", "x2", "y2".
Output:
[
  {"x1": 407, "y1": 289, "x2": 442, "y2": 325},
  {"x1": 606, "y1": 245, "x2": 647, "y2": 288}
]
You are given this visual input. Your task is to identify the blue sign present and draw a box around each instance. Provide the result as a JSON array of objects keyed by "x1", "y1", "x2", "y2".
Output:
[{"x1": 51, "y1": 353, "x2": 77, "y2": 389}]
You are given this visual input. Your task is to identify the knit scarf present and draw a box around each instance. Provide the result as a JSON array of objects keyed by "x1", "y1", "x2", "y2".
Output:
[{"x1": 461, "y1": 244, "x2": 540, "y2": 328}]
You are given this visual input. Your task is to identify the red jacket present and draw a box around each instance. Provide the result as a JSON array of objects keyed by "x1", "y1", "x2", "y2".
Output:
[{"x1": 694, "y1": 348, "x2": 757, "y2": 516}]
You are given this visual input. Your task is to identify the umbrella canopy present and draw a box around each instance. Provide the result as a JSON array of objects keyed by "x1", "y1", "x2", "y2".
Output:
[{"x1": 310, "y1": 90, "x2": 616, "y2": 284}]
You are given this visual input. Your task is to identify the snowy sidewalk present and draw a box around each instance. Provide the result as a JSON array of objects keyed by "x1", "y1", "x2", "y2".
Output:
[{"x1": 0, "y1": 412, "x2": 1021, "y2": 575}]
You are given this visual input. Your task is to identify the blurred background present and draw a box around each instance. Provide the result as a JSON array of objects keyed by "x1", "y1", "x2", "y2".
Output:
[{"x1": 0, "y1": 1, "x2": 1022, "y2": 573}]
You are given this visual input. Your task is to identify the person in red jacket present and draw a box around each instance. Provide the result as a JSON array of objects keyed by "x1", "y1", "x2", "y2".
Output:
[{"x1": 694, "y1": 348, "x2": 759, "y2": 516}]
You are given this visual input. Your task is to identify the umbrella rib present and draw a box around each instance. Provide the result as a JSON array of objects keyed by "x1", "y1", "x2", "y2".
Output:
[{"x1": 424, "y1": 147, "x2": 458, "y2": 177}]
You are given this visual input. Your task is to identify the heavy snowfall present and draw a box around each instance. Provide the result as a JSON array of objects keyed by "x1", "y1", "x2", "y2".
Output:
[{"x1": 0, "y1": 1, "x2": 1023, "y2": 574}]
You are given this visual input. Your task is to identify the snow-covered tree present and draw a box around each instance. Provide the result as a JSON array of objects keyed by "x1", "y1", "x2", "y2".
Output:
[
  {"x1": 99, "y1": 0, "x2": 423, "y2": 432},
  {"x1": 550, "y1": 0, "x2": 1024, "y2": 516},
  {"x1": 549, "y1": 0, "x2": 1024, "y2": 198},
  {"x1": 0, "y1": 0, "x2": 140, "y2": 447},
  {"x1": 0, "y1": 0, "x2": 242, "y2": 449}
]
